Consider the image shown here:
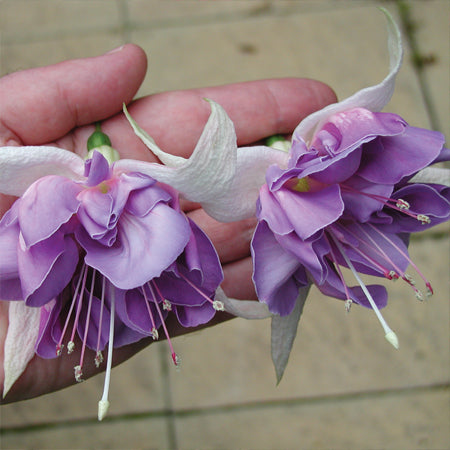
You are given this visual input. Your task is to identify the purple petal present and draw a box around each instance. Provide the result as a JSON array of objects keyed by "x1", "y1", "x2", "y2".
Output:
[
  {"x1": 114, "y1": 287, "x2": 163, "y2": 338},
  {"x1": 78, "y1": 204, "x2": 190, "y2": 289},
  {"x1": 84, "y1": 151, "x2": 111, "y2": 186},
  {"x1": 357, "y1": 126, "x2": 445, "y2": 184},
  {"x1": 317, "y1": 263, "x2": 388, "y2": 309},
  {"x1": 20, "y1": 233, "x2": 79, "y2": 307},
  {"x1": 174, "y1": 302, "x2": 216, "y2": 327},
  {"x1": 18, "y1": 176, "x2": 82, "y2": 247},
  {"x1": 35, "y1": 299, "x2": 62, "y2": 358},
  {"x1": 251, "y1": 221, "x2": 307, "y2": 316},
  {"x1": 272, "y1": 184, "x2": 344, "y2": 240},
  {"x1": 0, "y1": 210, "x2": 22, "y2": 300},
  {"x1": 341, "y1": 175, "x2": 395, "y2": 222},
  {"x1": 275, "y1": 231, "x2": 329, "y2": 285},
  {"x1": 381, "y1": 184, "x2": 450, "y2": 233}
]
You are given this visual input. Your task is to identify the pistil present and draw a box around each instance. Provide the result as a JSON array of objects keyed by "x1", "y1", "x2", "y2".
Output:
[{"x1": 98, "y1": 283, "x2": 115, "y2": 421}]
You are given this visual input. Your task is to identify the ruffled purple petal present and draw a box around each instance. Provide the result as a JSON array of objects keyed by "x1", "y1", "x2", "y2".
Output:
[
  {"x1": 251, "y1": 221, "x2": 307, "y2": 316},
  {"x1": 18, "y1": 175, "x2": 82, "y2": 247},
  {"x1": 341, "y1": 175, "x2": 394, "y2": 222},
  {"x1": 272, "y1": 184, "x2": 344, "y2": 240},
  {"x1": 357, "y1": 126, "x2": 445, "y2": 185},
  {"x1": 78, "y1": 203, "x2": 190, "y2": 289},
  {"x1": 19, "y1": 233, "x2": 79, "y2": 307}
]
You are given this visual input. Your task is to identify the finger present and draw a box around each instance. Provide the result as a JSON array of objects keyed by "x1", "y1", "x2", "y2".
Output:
[
  {"x1": 187, "y1": 208, "x2": 256, "y2": 264},
  {"x1": 0, "y1": 44, "x2": 147, "y2": 146},
  {"x1": 222, "y1": 257, "x2": 257, "y2": 300},
  {"x1": 98, "y1": 78, "x2": 337, "y2": 161}
]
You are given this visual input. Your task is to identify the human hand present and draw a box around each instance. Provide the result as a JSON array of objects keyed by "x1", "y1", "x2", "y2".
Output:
[{"x1": 0, "y1": 44, "x2": 336, "y2": 402}]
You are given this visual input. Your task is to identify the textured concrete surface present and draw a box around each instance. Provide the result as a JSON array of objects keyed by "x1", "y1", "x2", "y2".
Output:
[{"x1": 0, "y1": 1, "x2": 449, "y2": 449}]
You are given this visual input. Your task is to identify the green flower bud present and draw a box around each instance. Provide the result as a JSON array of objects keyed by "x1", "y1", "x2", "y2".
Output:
[
  {"x1": 87, "y1": 123, "x2": 112, "y2": 150},
  {"x1": 265, "y1": 134, "x2": 291, "y2": 152}
]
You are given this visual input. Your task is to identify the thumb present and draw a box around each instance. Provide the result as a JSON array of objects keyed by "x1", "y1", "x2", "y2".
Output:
[{"x1": 0, "y1": 44, "x2": 147, "y2": 146}]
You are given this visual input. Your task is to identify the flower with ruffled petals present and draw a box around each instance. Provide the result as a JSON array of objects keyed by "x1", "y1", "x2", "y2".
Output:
[
  {"x1": 252, "y1": 108, "x2": 449, "y2": 338},
  {"x1": 0, "y1": 106, "x2": 230, "y2": 418}
]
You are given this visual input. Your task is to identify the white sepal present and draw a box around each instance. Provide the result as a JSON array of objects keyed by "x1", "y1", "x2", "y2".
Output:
[
  {"x1": 204, "y1": 145, "x2": 289, "y2": 222},
  {"x1": 0, "y1": 146, "x2": 85, "y2": 196},
  {"x1": 3, "y1": 302, "x2": 41, "y2": 397},
  {"x1": 293, "y1": 8, "x2": 403, "y2": 144},
  {"x1": 215, "y1": 287, "x2": 271, "y2": 319},
  {"x1": 120, "y1": 99, "x2": 238, "y2": 205},
  {"x1": 409, "y1": 167, "x2": 450, "y2": 187},
  {"x1": 271, "y1": 286, "x2": 310, "y2": 384}
]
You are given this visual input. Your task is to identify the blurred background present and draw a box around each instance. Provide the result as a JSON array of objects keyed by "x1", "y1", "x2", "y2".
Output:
[{"x1": 0, "y1": 1, "x2": 448, "y2": 449}]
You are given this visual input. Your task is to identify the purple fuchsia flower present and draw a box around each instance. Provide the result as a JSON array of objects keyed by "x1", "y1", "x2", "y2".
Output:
[
  {"x1": 253, "y1": 107, "x2": 449, "y2": 339},
  {"x1": 0, "y1": 102, "x2": 235, "y2": 418},
  {"x1": 163, "y1": 9, "x2": 449, "y2": 380}
]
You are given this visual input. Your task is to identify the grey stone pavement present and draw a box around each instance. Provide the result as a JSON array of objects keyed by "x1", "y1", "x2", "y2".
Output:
[{"x1": 0, "y1": 1, "x2": 449, "y2": 449}]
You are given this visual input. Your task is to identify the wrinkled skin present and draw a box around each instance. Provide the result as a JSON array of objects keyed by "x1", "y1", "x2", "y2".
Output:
[{"x1": 0, "y1": 44, "x2": 336, "y2": 402}]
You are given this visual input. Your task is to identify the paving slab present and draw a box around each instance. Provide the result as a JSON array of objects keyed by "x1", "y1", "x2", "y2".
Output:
[
  {"x1": 411, "y1": 0, "x2": 450, "y2": 139},
  {"x1": 174, "y1": 387, "x2": 449, "y2": 450},
  {"x1": 1, "y1": 415, "x2": 170, "y2": 449},
  {"x1": 130, "y1": 4, "x2": 430, "y2": 133}
]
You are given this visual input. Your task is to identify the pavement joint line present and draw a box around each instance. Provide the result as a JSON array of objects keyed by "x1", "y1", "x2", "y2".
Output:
[
  {"x1": 1, "y1": 382, "x2": 448, "y2": 435},
  {"x1": 395, "y1": 0, "x2": 443, "y2": 133},
  {"x1": 1, "y1": 1, "x2": 381, "y2": 46}
]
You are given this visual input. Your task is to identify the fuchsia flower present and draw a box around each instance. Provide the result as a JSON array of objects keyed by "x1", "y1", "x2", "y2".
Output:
[
  {"x1": 1, "y1": 7, "x2": 449, "y2": 414},
  {"x1": 252, "y1": 107, "x2": 449, "y2": 335},
  {"x1": 0, "y1": 101, "x2": 237, "y2": 419},
  {"x1": 175, "y1": 9, "x2": 450, "y2": 380}
]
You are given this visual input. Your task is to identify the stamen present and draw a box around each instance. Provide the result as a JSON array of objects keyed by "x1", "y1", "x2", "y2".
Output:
[
  {"x1": 95, "y1": 276, "x2": 107, "y2": 365},
  {"x1": 78, "y1": 268, "x2": 96, "y2": 378},
  {"x1": 98, "y1": 283, "x2": 115, "y2": 421},
  {"x1": 150, "y1": 282, "x2": 180, "y2": 367},
  {"x1": 141, "y1": 284, "x2": 159, "y2": 339},
  {"x1": 74, "y1": 365, "x2": 83, "y2": 383},
  {"x1": 68, "y1": 265, "x2": 89, "y2": 352},
  {"x1": 330, "y1": 235, "x2": 399, "y2": 349},
  {"x1": 340, "y1": 185, "x2": 426, "y2": 222},
  {"x1": 95, "y1": 351, "x2": 104, "y2": 368},
  {"x1": 388, "y1": 270, "x2": 399, "y2": 280},
  {"x1": 67, "y1": 341, "x2": 75, "y2": 354},
  {"x1": 417, "y1": 214, "x2": 431, "y2": 224},
  {"x1": 344, "y1": 299, "x2": 353, "y2": 313},
  {"x1": 162, "y1": 299, "x2": 172, "y2": 311},
  {"x1": 396, "y1": 199, "x2": 410, "y2": 210},
  {"x1": 56, "y1": 264, "x2": 87, "y2": 356},
  {"x1": 326, "y1": 234, "x2": 354, "y2": 312},
  {"x1": 368, "y1": 223, "x2": 433, "y2": 297},
  {"x1": 212, "y1": 300, "x2": 225, "y2": 311},
  {"x1": 177, "y1": 272, "x2": 225, "y2": 311}
]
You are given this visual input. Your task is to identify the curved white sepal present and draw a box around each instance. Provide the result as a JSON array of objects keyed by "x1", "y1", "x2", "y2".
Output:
[
  {"x1": 215, "y1": 287, "x2": 271, "y2": 319},
  {"x1": 293, "y1": 8, "x2": 403, "y2": 143},
  {"x1": 271, "y1": 286, "x2": 310, "y2": 384},
  {"x1": 0, "y1": 146, "x2": 85, "y2": 196},
  {"x1": 409, "y1": 167, "x2": 450, "y2": 187},
  {"x1": 3, "y1": 302, "x2": 41, "y2": 398},
  {"x1": 120, "y1": 99, "x2": 238, "y2": 204},
  {"x1": 204, "y1": 145, "x2": 289, "y2": 222}
]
